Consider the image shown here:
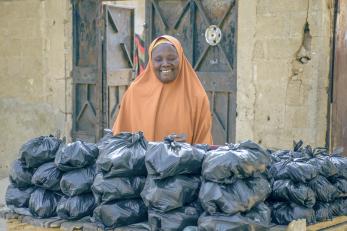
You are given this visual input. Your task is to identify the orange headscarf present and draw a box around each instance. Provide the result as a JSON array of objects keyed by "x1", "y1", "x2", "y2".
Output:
[{"x1": 112, "y1": 35, "x2": 213, "y2": 144}]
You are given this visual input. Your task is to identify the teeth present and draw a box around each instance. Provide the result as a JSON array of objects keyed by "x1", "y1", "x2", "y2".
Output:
[{"x1": 161, "y1": 70, "x2": 172, "y2": 73}]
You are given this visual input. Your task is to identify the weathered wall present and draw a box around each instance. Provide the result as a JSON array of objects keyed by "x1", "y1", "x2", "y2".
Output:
[
  {"x1": 237, "y1": 0, "x2": 333, "y2": 149},
  {"x1": 0, "y1": 0, "x2": 72, "y2": 178}
]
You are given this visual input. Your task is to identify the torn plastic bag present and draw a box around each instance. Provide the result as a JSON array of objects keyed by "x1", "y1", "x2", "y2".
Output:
[
  {"x1": 29, "y1": 188, "x2": 61, "y2": 218},
  {"x1": 148, "y1": 202, "x2": 203, "y2": 231},
  {"x1": 96, "y1": 132, "x2": 148, "y2": 177},
  {"x1": 308, "y1": 176, "x2": 340, "y2": 202},
  {"x1": 92, "y1": 173, "x2": 145, "y2": 203},
  {"x1": 271, "y1": 202, "x2": 316, "y2": 225},
  {"x1": 56, "y1": 194, "x2": 95, "y2": 220},
  {"x1": 9, "y1": 159, "x2": 33, "y2": 188},
  {"x1": 199, "y1": 175, "x2": 271, "y2": 215},
  {"x1": 145, "y1": 137, "x2": 205, "y2": 179},
  {"x1": 141, "y1": 175, "x2": 201, "y2": 212},
  {"x1": 31, "y1": 162, "x2": 62, "y2": 191},
  {"x1": 5, "y1": 184, "x2": 35, "y2": 208},
  {"x1": 114, "y1": 222, "x2": 150, "y2": 231},
  {"x1": 307, "y1": 155, "x2": 337, "y2": 178},
  {"x1": 60, "y1": 165, "x2": 96, "y2": 196},
  {"x1": 202, "y1": 140, "x2": 271, "y2": 184},
  {"x1": 330, "y1": 154, "x2": 347, "y2": 179},
  {"x1": 314, "y1": 202, "x2": 335, "y2": 222},
  {"x1": 93, "y1": 199, "x2": 147, "y2": 229},
  {"x1": 269, "y1": 160, "x2": 318, "y2": 183},
  {"x1": 198, "y1": 203, "x2": 271, "y2": 231},
  {"x1": 330, "y1": 178, "x2": 347, "y2": 194},
  {"x1": 20, "y1": 135, "x2": 62, "y2": 168},
  {"x1": 271, "y1": 179, "x2": 316, "y2": 208},
  {"x1": 55, "y1": 141, "x2": 98, "y2": 171}
]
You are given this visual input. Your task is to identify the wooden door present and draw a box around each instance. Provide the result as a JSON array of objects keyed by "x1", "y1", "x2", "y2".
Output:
[{"x1": 145, "y1": 0, "x2": 237, "y2": 144}]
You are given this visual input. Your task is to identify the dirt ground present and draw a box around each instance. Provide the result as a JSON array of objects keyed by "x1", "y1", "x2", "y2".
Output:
[{"x1": 0, "y1": 218, "x2": 59, "y2": 231}]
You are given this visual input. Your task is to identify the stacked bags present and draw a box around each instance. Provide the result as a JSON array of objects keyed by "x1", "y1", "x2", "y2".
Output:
[
  {"x1": 269, "y1": 141, "x2": 347, "y2": 224},
  {"x1": 92, "y1": 131, "x2": 148, "y2": 229},
  {"x1": 198, "y1": 140, "x2": 272, "y2": 230},
  {"x1": 6, "y1": 135, "x2": 63, "y2": 218},
  {"x1": 55, "y1": 140, "x2": 98, "y2": 220},
  {"x1": 141, "y1": 136, "x2": 205, "y2": 230}
]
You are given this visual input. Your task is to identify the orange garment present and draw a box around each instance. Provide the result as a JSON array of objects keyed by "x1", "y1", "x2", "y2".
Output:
[{"x1": 112, "y1": 35, "x2": 213, "y2": 145}]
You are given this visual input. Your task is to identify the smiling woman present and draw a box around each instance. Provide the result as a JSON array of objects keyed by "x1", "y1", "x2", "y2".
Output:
[{"x1": 112, "y1": 35, "x2": 213, "y2": 145}]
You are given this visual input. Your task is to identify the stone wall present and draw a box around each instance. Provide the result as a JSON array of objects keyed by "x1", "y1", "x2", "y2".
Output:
[
  {"x1": 0, "y1": 0, "x2": 72, "y2": 178},
  {"x1": 237, "y1": 0, "x2": 333, "y2": 149}
]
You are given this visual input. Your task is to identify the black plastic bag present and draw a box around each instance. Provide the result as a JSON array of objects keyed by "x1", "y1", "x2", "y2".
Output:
[
  {"x1": 330, "y1": 155, "x2": 347, "y2": 179},
  {"x1": 330, "y1": 178, "x2": 347, "y2": 194},
  {"x1": 20, "y1": 135, "x2": 62, "y2": 168},
  {"x1": 56, "y1": 194, "x2": 95, "y2": 220},
  {"x1": 141, "y1": 175, "x2": 200, "y2": 212},
  {"x1": 198, "y1": 203, "x2": 271, "y2": 231},
  {"x1": 9, "y1": 159, "x2": 33, "y2": 188},
  {"x1": 314, "y1": 202, "x2": 334, "y2": 222},
  {"x1": 271, "y1": 202, "x2": 316, "y2": 225},
  {"x1": 271, "y1": 179, "x2": 316, "y2": 208},
  {"x1": 29, "y1": 188, "x2": 61, "y2": 218},
  {"x1": 96, "y1": 132, "x2": 148, "y2": 177},
  {"x1": 60, "y1": 165, "x2": 96, "y2": 196},
  {"x1": 334, "y1": 198, "x2": 347, "y2": 215},
  {"x1": 114, "y1": 222, "x2": 150, "y2": 231},
  {"x1": 92, "y1": 173, "x2": 145, "y2": 203},
  {"x1": 202, "y1": 140, "x2": 271, "y2": 184},
  {"x1": 55, "y1": 141, "x2": 98, "y2": 172},
  {"x1": 199, "y1": 175, "x2": 271, "y2": 215},
  {"x1": 145, "y1": 137, "x2": 205, "y2": 179},
  {"x1": 148, "y1": 202, "x2": 203, "y2": 231},
  {"x1": 307, "y1": 155, "x2": 337, "y2": 178},
  {"x1": 31, "y1": 162, "x2": 62, "y2": 191},
  {"x1": 5, "y1": 184, "x2": 35, "y2": 208},
  {"x1": 93, "y1": 199, "x2": 147, "y2": 228},
  {"x1": 269, "y1": 160, "x2": 318, "y2": 183},
  {"x1": 308, "y1": 176, "x2": 340, "y2": 202}
]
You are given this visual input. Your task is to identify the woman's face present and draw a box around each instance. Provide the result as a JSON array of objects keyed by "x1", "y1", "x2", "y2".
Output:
[{"x1": 151, "y1": 43, "x2": 179, "y2": 83}]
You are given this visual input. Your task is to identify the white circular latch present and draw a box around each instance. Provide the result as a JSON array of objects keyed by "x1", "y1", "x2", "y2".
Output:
[{"x1": 205, "y1": 25, "x2": 222, "y2": 46}]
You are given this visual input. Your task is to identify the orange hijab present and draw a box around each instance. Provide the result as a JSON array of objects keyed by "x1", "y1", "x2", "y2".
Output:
[{"x1": 112, "y1": 35, "x2": 213, "y2": 145}]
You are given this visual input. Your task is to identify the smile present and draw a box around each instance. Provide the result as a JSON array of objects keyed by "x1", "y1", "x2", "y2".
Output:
[{"x1": 160, "y1": 69, "x2": 172, "y2": 73}]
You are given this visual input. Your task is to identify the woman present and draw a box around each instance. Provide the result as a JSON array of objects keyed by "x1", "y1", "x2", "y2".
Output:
[{"x1": 112, "y1": 35, "x2": 213, "y2": 145}]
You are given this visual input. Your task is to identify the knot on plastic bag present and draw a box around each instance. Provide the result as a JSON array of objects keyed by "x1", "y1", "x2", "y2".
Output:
[{"x1": 164, "y1": 133, "x2": 187, "y2": 151}]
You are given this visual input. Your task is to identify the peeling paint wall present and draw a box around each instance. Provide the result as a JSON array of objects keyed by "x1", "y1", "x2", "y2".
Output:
[
  {"x1": 0, "y1": 0, "x2": 72, "y2": 178},
  {"x1": 237, "y1": 0, "x2": 333, "y2": 149}
]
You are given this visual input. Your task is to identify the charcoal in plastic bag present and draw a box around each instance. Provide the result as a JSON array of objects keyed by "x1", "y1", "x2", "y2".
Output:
[
  {"x1": 141, "y1": 175, "x2": 201, "y2": 212},
  {"x1": 198, "y1": 203, "x2": 271, "y2": 231},
  {"x1": 148, "y1": 202, "x2": 203, "y2": 231},
  {"x1": 31, "y1": 162, "x2": 62, "y2": 191},
  {"x1": 29, "y1": 188, "x2": 61, "y2": 218},
  {"x1": 56, "y1": 193, "x2": 95, "y2": 220},
  {"x1": 271, "y1": 179, "x2": 316, "y2": 208},
  {"x1": 145, "y1": 136, "x2": 205, "y2": 179},
  {"x1": 202, "y1": 140, "x2": 271, "y2": 184},
  {"x1": 20, "y1": 135, "x2": 62, "y2": 168},
  {"x1": 5, "y1": 184, "x2": 35, "y2": 208},
  {"x1": 307, "y1": 155, "x2": 337, "y2": 177},
  {"x1": 308, "y1": 175, "x2": 340, "y2": 202},
  {"x1": 314, "y1": 202, "x2": 334, "y2": 222},
  {"x1": 92, "y1": 173, "x2": 145, "y2": 203},
  {"x1": 9, "y1": 159, "x2": 33, "y2": 188},
  {"x1": 55, "y1": 141, "x2": 98, "y2": 171},
  {"x1": 199, "y1": 175, "x2": 271, "y2": 215},
  {"x1": 271, "y1": 202, "x2": 316, "y2": 225},
  {"x1": 269, "y1": 160, "x2": 318, "y2": 183},
  {"x1": 114, "y1": 222, "x2": 150, "y2": 231},
  {"x1": 60, "y1": 165, "x2": 96, "y2": 196},
  {"x1": 330, "y1": 154, "x2": 347, "y2": 179},
  {"x1": 330, "y1": 178, "x2": 347, "y2": 194},
  {"x1": 93, "y1": 199, "x2": 147, "y2": 228},
  {"x1": 96, "y1": 132, "x2": 147, "y2": 177}
]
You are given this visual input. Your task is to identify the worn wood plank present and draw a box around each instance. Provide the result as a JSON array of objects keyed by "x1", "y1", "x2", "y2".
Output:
[{"x1": 307, "y1": 216, "x2": 347, "y2": 231}]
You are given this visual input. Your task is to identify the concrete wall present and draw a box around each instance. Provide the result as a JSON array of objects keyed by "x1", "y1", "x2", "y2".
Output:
[
  {"x1": 237, "y1": 0, "x2": 333, "y2": 149},
  {"x1": 0, "y1": 0, "x2": 72, "y2": 178}
]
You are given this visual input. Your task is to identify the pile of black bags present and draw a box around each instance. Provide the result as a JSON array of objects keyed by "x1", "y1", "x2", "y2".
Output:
[
  {"x1": 92, "y1": 131, "x2": 148, "y2": 229},
  {"x1": 141, "y1": 136, "x2": 205, "y2": 231},
  {"x1": 197, "y1": 140, "x2": 272, "y2": 230},
  {"x1": 268, "y1": 141, "x2": 347, "y2": 224}
]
